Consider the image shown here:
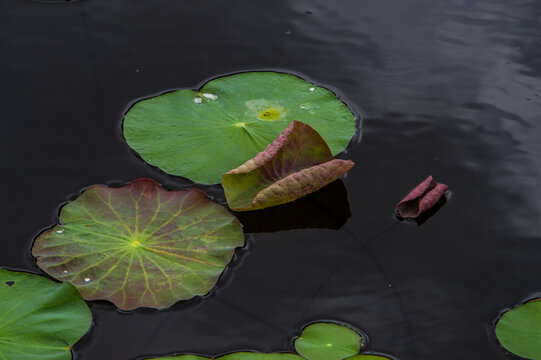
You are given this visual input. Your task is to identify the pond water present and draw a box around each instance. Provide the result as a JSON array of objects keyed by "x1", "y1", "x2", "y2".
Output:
[{"x1": 2, "y1": 0, "x2": 541, "y2": 359}]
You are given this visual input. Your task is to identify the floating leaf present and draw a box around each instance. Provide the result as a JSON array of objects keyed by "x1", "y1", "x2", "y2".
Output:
[
  {"x1": 496, "y1": 299, "x2": 541, "y2": 360},
  {"x1": 223, "y1": 121, "x2": 354, "y2": 211},
  {"x1": 216, "y1": 353, "x2": 304, "y2": 360},
  {"x1": 294, "y1": 322, "x2": 363, "y2": 360},
  {"x1": 152, "y1": 356, "x2": 210, "y2": 360},
  {"x1": 123, "y1": 71, "x2": 356, "y2": 184},
  {"x1": 396, "y1": 176, "x2": 448, "y2": 219},
  {"x1": 32, "y1": 178, "x2": 244, "y2": 310},
  {"x1": 0, "y1": 268, "x2": 92, "y2": 360}
]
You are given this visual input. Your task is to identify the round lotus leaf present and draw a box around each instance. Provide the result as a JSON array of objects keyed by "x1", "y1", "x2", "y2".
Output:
[
  {"x1": 0, "y1": 268, "x2": 92, "y2": 360},
  {"x1": 32, "y1": 178, "x2": 244, "y2": 311},
  {"x1": 294, "y1": 322, "x2": 363, "y2": 360},
  {"x1": 216, "y1": 353, "x2": 303, "y2": 360},
  {"x1": 123, "y1": 71, "x2": 356, "y2": 184},
  {"x1": 496, "y1": 299, "x2": 541, "y2": 359}
]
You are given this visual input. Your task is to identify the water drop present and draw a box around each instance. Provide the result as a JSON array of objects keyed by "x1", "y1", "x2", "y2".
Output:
[
  {"x1": 194, "y1": 97, "x2": 202, "y2": 104},
  {"x1": 300, "y1": 105, "x2": 307, "y2": 109},
  {"x1": 309, "y1": 87, "x2": 315, "y2": 91},
  {"x1": 84, "y1": 277, "x2": 91, "y2": 282},
  {"x1": 285, "y1": 30, "x2": 292, "y2": 36},
  {"x1": 63, "y1": 270, "x2": 69, "y2": 274},
  {"x1": 202, "y1": 93, "x2": 218, "y2": 101},
  {"x1": 56, "y1": 229, "x2": 64, "y2": 234}
]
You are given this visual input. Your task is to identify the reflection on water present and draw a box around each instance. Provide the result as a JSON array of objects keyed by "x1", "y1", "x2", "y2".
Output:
[{"x1": 2, "y1": 0, "x2": 541, "y2": 359}]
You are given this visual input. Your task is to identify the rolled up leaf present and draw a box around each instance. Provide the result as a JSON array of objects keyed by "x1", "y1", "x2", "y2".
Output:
[
  {"x1": 222, "y1": 120, "x2": 354, "y2": 211},
  {"x1": 396, "y1": 176, "x2": 448, "y2": 219}
]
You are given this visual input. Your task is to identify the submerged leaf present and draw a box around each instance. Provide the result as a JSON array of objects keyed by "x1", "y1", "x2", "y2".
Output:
[
  {"x1": 496, "y1": 299, "x2": 541, "y2": 359},
  {"x1": 223, "y1": 121, "x2": 354, "y2": 211},
  {"x1": 396, "y1": 176, "x2": 448, "y2": 219},
  {"x1": 32, "y1": 178, "x2": 244, "y2": 310},
  {"x1": 123, "y1": 71, "x2": 356, "y2": 184},
  {"x1": 294, "y1": 322, "x2": 363, "y2": 360},
  {"x1": 0, "y1": 268, "x2": 92, "y2": 360}
]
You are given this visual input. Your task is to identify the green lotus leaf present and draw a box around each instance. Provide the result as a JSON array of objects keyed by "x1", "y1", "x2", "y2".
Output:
[
  {"x1": 346, "y1": 355, "x2": 393, "y2": 360},
  {"x1": 294, "y1": 322, "x2": 363, "y2": 360},
  {"x1": 123, "y1": 71, "x2": 356, "y2": 184},
  {"x1": 152, "y1": 356, "x2": 211, "y2": 360},
  {"x1": 216, "y1": 353, "x2": 303, "y2": 360},
  {"x1": 496, "y1": 299, "x2": 541, "y2": 359},
  {"x1": 0, "y1": 268, "x2": 92, "y2": 360},
  {"x1": 32, "y1": 178, "x2": 244, "y2": 311},
  {"x1": 222, "y1": 120, "x2": 354, "y2": 211}
]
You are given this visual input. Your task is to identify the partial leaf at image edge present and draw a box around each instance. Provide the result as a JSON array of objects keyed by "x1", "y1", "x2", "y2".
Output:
[
  {"x1": 294, "y1": 322, "x2": 363, "y2": 360},
  {"x1": 0, "y1": 268, "x2": 92, "y2": 360},
  {"x1": 495, "y1": 299, "x2": 541, "y2": 360},
  {"x1": 346, "y1": 355, "x2": 394, "y2": 359},
  {"x1": 32, "y1": 178, "x2": 245, "y2": 311},
  {"x1": 223, "y1": 120, "x2": 354, "y2": 211}
]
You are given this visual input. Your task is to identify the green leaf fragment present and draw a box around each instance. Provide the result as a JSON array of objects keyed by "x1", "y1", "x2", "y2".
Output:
[
  {"x1": 32, "y1": 178, "x2": 244, "y2": 311},
  {"x1": 223, "y1": 120, "x2": 354, "y2": 211},
  {"x1": 152, "y1": 356, "x2": 211, "y2": 360},
  {"x1": 123, "y1": 71, "x2": 356, "y2": 184},
  {"x1": 496, "y1": 299, "x2": 541, "y2": 360},
  {"x1": 0, "y1": 269, "x2": 92, "y2": 360},
  {"x1": 294, "y1": 322, "x2": 363, "y2": 360},
  {"x1": 216, "y1": 352, "x2": 304, "y2": 360}
]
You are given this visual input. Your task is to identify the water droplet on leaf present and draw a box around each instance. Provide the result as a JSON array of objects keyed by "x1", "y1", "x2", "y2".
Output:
[
  {"x1": 194, "y1": 97, "x2": 202, "y2": 104},
  {"x1": 84, "y1": 277, "x2": 91, "y2": 282},
  {"x1": 202, "y1": 93, "x2": 218, "y2": 101}
]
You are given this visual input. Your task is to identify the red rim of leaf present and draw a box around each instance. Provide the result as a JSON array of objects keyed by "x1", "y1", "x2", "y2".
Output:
[{"x1": 32, "y1": 178, "x2": 245, "y2": 310}]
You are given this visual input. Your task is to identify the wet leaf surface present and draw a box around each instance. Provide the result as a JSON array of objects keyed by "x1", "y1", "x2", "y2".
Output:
[
  {"x1": 32, "y1": 179, "x2": 244, "y2": 310},
  {"x1": 223, "y1": 121, "x2": 354, "y2": 211},
  {"x1": 0, "y1": 268, "x2": 92, "y2": 360},
  {"x1": 123, "y1": 71, "x2": 356, "y2": 184}
]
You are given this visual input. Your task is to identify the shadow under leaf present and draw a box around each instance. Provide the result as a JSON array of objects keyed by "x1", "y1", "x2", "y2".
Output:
[{"x1": 234, "y1": 180, "x2": 351, "y2": 233}]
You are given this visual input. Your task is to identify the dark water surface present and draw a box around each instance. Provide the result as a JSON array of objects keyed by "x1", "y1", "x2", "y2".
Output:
[{"x1": 2, "y1": 0, "x2": 541, "y2": 359}]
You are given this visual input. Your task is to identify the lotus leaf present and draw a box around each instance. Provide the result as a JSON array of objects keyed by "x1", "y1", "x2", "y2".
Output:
[
  {"x1": 152, "y1": 356, "x2": 210, "y2": 360},
  {"x1": 123, "y1": 71, "x2": 356, "y2": 184},
  {"x1": 32, "y1": 178, "x2": 244, "y2": 310},
  {"x1": 294, "y1": 322, "x2": 363, "y2": 360},
  {"x1": 496, "y1": 299, "x2": 541, "y2": 360},
  {"x1": 0, "y1": 268, "x2": 92, "y2": 360},
  {"x1": 223, "y1": 120, "x2": 354, "y2": 211},
  {"x1": 216, "y1": 353, "x2": 304, "y2": 360}
]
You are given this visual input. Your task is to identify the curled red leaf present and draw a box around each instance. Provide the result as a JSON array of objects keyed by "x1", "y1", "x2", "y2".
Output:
[
  {"x1": 396, "y1": 176, "x2": 448, "y2": 219},
  {"x1": 222, "y1": 121, "x2": 354, "y2": 211}
]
